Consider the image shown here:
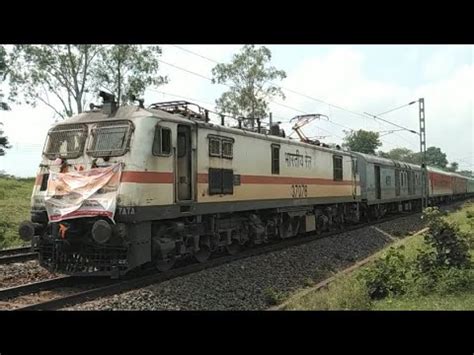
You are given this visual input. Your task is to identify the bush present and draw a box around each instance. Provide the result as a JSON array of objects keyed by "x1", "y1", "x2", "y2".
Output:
[
  {"x1": 407, "y1": 207, "x2": 473, "y2": 296},
  {"x1": 435, "y1": 268, "x2": 474, "y2": 295},
  {"x1": 466, "y1": 210, "x2": 474, "y2": 219},
  {"x1": 422, "y1": 208, "x2": 471, "y2": 269},
  {"x1": 359, "y1": 246, "x2": 410, "y2": 300},
  {"x1": 263, "y1": 288, "x2": 285, "y2": 306}
]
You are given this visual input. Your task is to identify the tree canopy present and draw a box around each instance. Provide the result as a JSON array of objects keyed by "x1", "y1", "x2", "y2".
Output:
[
  {"x1": 423, "y1": 146, "x2": 448, "y2": 168},
  {"x1": 8, "y1": 45, "x2": 101, "y2": 118},
  {"x1": 92, "y1": 45, "x2": 167, "y2": 107},
  {"x1": 342, "y1": 129, "x2": 382, "y2": 154},
  {"x1": 0, "y1": 45, "x2": 9, "y2": 111},
  {"x1": 211, "y1": 45, "x2": 286, "y2": 128},
  {"x1": 0, "y1": 46, "x2": 6, "y2": 79},
  {"x1": 447, "y1": 162, "x2": 459, "y2": 172},
  {"x1": 0, "y1": 124, "x2": 11, "y2": 156},
  {"x1": 378, "y1": 146, "x2": 456, "y2": 171},
  {"x1": 7, "y1": 45, "x2": 167, "y2": 119}
]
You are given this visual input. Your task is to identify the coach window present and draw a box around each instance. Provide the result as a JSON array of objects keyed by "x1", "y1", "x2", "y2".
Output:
[
  {"x1": 222, "y1": 139, "x2": 233, "y2": 159},
  {"x1": 152, "y1": 126, "x2": 171, "y2": 156},
  {"x1": 333, "y1": 155, "x2": 343, "y2": 181},
  {"x1": 209, "y1": 137, "x2": 221, "y2": 157},
  {"x1": 271, "y1": 144, "x2": 280, "y2": 174}
]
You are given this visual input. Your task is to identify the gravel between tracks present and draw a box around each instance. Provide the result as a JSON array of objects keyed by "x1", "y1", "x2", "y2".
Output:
[
  {"x1": 0, "y1": 260, "x2": 62, "y2": 289},
  {"x1": 70, "y1": 213, "x2": 429, "y2": 311}
]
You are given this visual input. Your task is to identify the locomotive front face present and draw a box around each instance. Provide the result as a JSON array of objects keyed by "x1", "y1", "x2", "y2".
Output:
[{"x1": 23, "y1": 115, "x2": 138, "y2": 277}]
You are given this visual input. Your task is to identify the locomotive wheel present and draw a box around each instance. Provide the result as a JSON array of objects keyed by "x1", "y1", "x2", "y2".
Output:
[
  {"x1": 156, "y1": 256, "x2": 176, "y2": 272},
  {"x1": 194, "y1": 245, "x2": 211, "y2": 263}
]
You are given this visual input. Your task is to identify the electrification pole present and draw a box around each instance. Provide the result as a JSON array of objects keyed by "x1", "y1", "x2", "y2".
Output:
[{"x1": 419, "y1": 98, "x2": 427, "y2": 209}]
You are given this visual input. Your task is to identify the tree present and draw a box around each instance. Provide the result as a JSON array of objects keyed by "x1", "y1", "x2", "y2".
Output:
[
  {"x1": 342, "y1": 129, "x2": 382, "y2": 154},
  {"x1": 447, "y1": 162, "x2": 459, "y2": 172},
  {"x1": 92, "y1": 45, "x2": 167, "y2": 106},
  {"x1": 0, "y1": 45, "x2": 10, "y2": 111},
  {"x1": 7, "y1": 45, "x2": 167, "y2": 119},
  {"x1": 211, "y1": 45, "x2": 286, "y2": 128},
  {"x1": 8, "y1": 45, "x2": 102, "y2": 119},
  {"x1": 378, "y1": 146, "x2": 450, "y2": 168},
  {"x1": 378, "y1": 147, "x2": 419, "y2": 163},
  {"x1": 415, "y1": 146, "x2": 448, "y2": 168},
  {"x1": 0, "y1": 46, "x2": 6, "y2": 77},
  {"x1": 0, "y1": 123, "x2": 11, "y2": 156}
]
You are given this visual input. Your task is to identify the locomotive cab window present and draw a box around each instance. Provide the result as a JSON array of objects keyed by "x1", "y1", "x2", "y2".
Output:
[
  {"x1": 88, "y1": 121, "x2": 132, "y2": 157},
  {"x1": 271, "y1": 144, "x2": 280, "y2": 175},
  {"x1": 44, "y1": 124, "x2": 88, "y2": 160},
  {"x1": 333, "y1": 155, "x2": 343, "y2": 181},
  {"x1": 152, "y1": 126, "x2": 171, "y2": 156}
]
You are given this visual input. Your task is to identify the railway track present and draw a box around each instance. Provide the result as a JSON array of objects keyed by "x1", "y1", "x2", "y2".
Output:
[
  {"x1": 0, "y1": 246, "x2": 37, "y2": 264},
  {"x1": 0, "y1": 276, "x2": 115, "y2": 310},
  {"x1": 0, "y1": 211, "x2": 418, "y2": 311}
]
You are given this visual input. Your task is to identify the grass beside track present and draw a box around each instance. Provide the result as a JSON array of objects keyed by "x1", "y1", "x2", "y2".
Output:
[
  {"x1": 280, "y1": 200, "x2": 474, "y2": 311},
  {"x1": 0, "y1": 176, "x2": 34, "y2": 249}
]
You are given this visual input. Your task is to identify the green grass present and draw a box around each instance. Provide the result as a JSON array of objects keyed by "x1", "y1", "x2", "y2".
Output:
[
  {"x1": 0, "y1": 176, "x2": 35, "y2": 248},
  {"x1": 372, "y1": 292, "x2": 474, "y2": 310},
  {"x1": 444, "y1": 201, "x2": 474, "y2": 235},
  {"x1": 282, "y1": 200, "x2": 474, "y2": 311}
]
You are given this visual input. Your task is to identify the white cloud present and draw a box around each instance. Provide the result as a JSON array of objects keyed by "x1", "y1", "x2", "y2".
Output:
[{"x1": 422, "y1": 46, "x2": 468, "y2": 81}]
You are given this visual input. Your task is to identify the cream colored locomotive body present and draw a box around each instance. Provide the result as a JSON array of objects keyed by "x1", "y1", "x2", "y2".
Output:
[{"x1": 32, "y1": 105, "x2": 360, "y2": 220}]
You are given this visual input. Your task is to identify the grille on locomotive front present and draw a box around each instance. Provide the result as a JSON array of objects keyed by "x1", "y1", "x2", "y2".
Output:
[{"x1": 39, "y1": 239, "x2": 128, "y2": 275}]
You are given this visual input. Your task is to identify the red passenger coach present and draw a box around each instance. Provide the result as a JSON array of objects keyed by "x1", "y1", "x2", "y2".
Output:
[{"x1": 428, "y1": 167, "x2": 453, "y2": 202}]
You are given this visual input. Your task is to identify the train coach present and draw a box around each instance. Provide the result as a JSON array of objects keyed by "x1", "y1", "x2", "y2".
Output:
[
  {"x1": 427, "y1": 167, "x2": 473, "y2": 203},
  {"x1": 18, "y1": 94, "x2": 473, "y2": 278},
  {"x1": 352, "y1": 153, "x2": 423, "y2": 217}
]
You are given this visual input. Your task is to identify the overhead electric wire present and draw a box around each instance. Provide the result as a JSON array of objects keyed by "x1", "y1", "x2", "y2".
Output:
[{"x1": 376, "y1": 101, "x2": 418, "y2": 116}]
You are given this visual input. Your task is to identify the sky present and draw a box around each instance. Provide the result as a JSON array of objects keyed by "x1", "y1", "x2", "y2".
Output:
[{"x1": 0, "y1": 45, "x2": 473, "y2": 177}]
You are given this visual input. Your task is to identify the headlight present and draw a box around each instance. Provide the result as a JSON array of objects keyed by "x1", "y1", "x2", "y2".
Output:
[{"x1": 91, "y1": 220, "x2": 112, "y2": 244}]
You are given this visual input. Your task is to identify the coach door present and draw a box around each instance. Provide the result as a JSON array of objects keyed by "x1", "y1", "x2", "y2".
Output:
[
  {"x1": 351, "y1": 157, "x2": 358, "y2": 199},
  {"x1": 395, "y1": 169, "x2": 401, "y2": 196},
  {"x1": 176, "y1": 124, "x2": 193, "y2": 201},
  {"x1": 374, "y1": 165, "x2": 381, "y2": 199}
]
